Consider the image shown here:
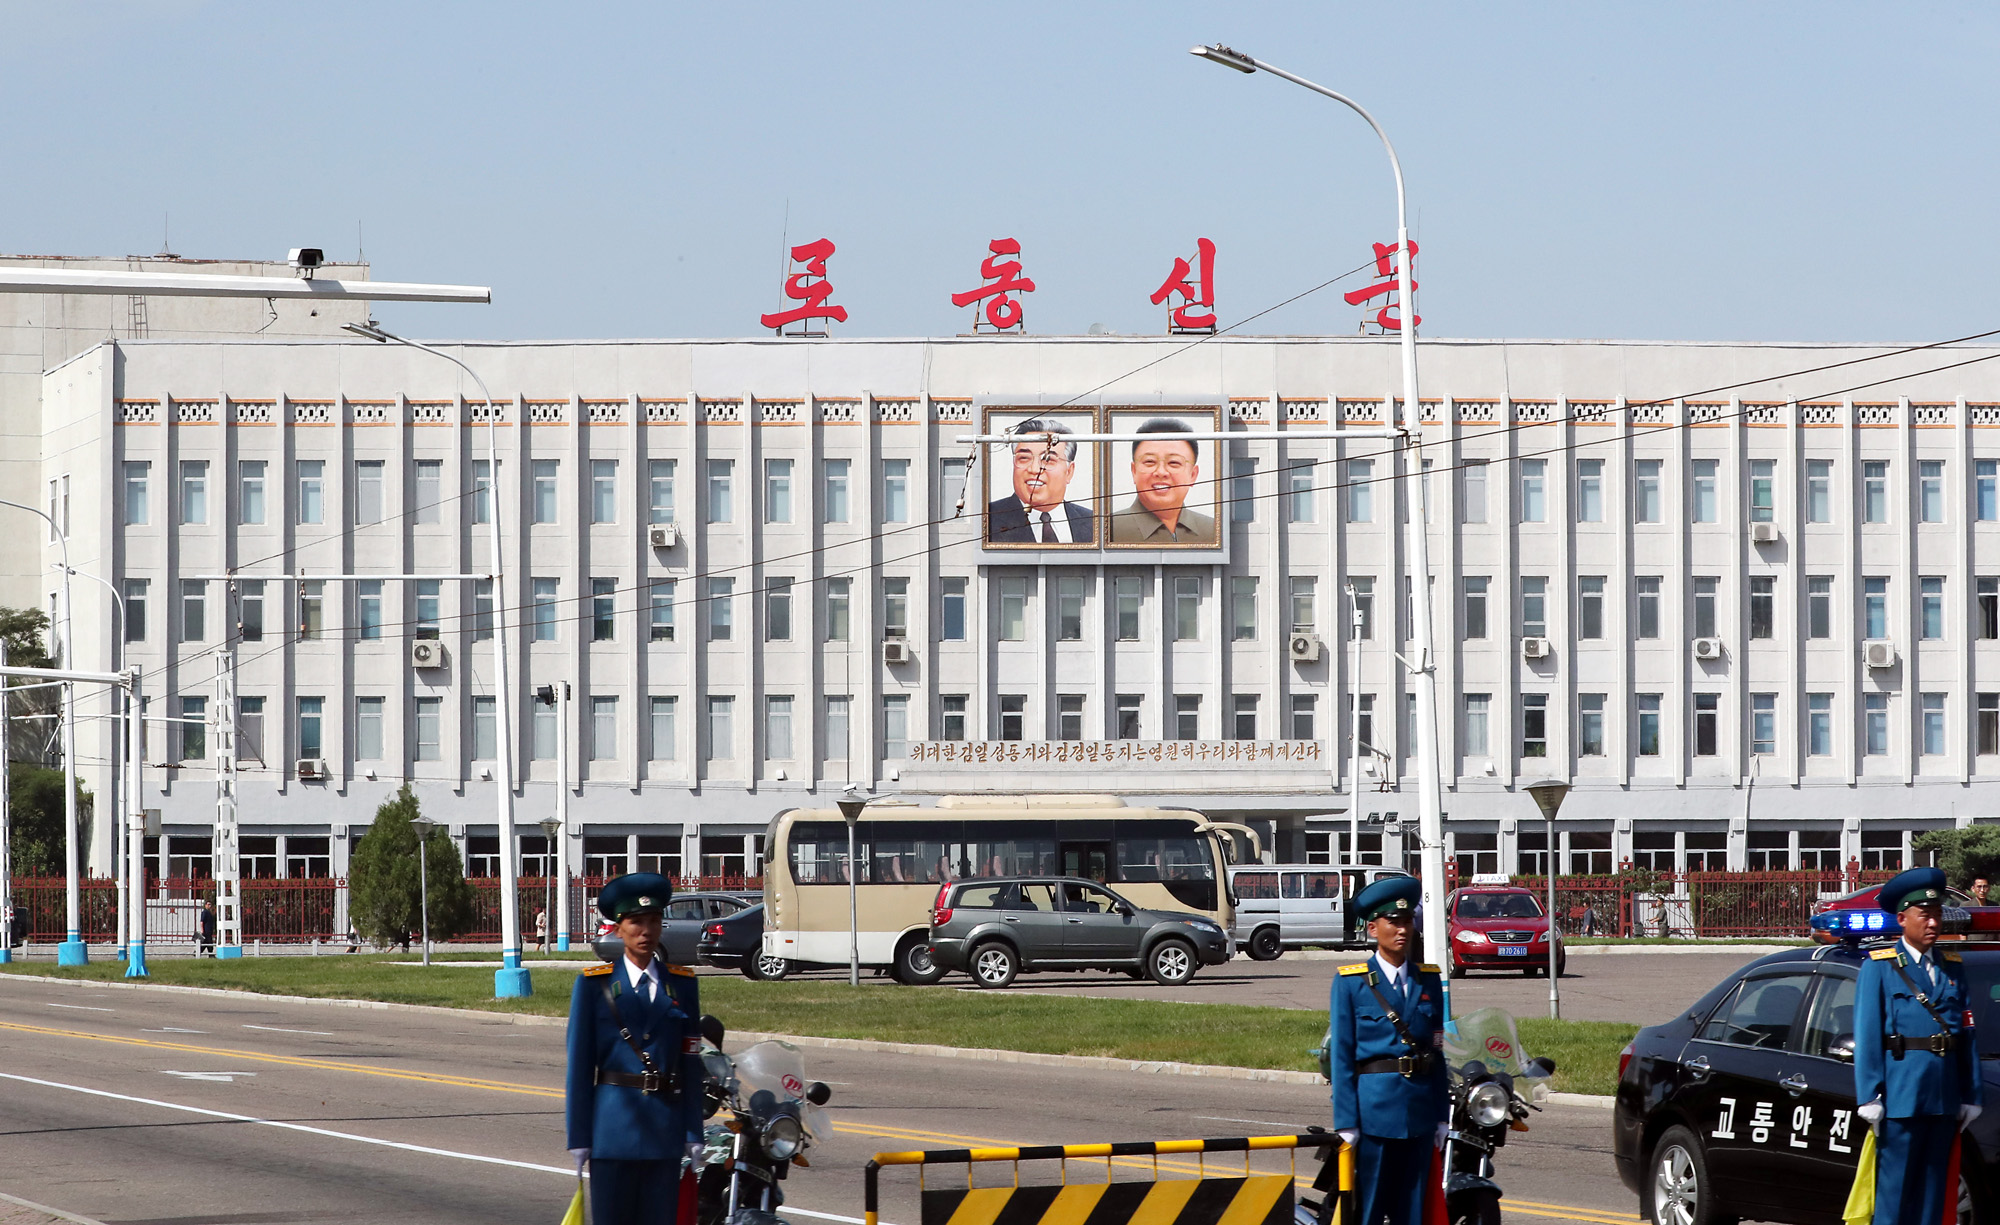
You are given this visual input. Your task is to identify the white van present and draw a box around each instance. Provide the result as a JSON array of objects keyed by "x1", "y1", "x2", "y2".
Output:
[{"x1": 1228, "y1": 864, "x2": 1413, "y2": 960}]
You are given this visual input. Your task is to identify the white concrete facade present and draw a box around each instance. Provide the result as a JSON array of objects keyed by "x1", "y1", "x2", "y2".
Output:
[{"x1": 39, "y1": 333, "x2": 2000, "y2": 882}]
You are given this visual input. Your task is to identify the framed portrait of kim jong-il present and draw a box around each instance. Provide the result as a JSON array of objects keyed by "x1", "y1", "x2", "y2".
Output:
[
  {"x1": 1103, "y1": 406, "x2": 1222, "y2": 552},
  {"x1": 981, "y1": 407, "x2": 1101, "y2": 550}
]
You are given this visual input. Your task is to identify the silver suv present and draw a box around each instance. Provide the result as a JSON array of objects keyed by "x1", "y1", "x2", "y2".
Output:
[{"x1": 926, "y1": 876, "x2": 1232, "y2": 988}]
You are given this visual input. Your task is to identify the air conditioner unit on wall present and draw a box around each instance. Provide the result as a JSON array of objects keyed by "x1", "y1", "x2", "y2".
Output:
[
  {"x1": 648, "y1": 524, "x2": 680, "y2": 549},
  {"x1": 1864, "y1": 639, "x2": 1898, "y2": 670},
  {"x1": 296, "y1": 758, "x2": 328, "y2": 780},
  {"x1": 1750, "y1": 522, "x2": 1780, "y2": 544},
  {"x1": 1520, "y1": 637, "x2": 1551, "y2": 660},
  {"x1": 1692, "y1": 637, "x2": 1725, "y2": 660},
  {"x1": 882, "y1": 638, "x2": 913, "y2": 665},
  {"x1": 409, "y1": 639, "x2": 446, "y2": 668},
  {"x1": 1288, "y1": 631, "x2": 1323, "y2": 663}
]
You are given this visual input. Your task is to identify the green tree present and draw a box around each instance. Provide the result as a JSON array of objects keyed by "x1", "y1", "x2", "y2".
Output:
[
  {"x1": 346, "y1": 785, "x2": 475, "y2": 950},
  {"x1": 0, "y1": 606, "x2": 55, "y2": 671},
  {"x1": 1913, "y1": 827, "x2": 2000, "y2": 890},
  {"x1": 8, "y1": 765, "x2": 91, "y2": 876}
]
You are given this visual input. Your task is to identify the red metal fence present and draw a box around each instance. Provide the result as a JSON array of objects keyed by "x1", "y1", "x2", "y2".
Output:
[
  {"x1": 8, "y1": 877, "x2": 345, "y2": 944},
  {"x1": 1504, "y1": 869, "x2": 1898, "y2": 939}
]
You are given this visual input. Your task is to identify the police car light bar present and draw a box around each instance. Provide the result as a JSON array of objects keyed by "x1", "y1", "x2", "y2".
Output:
[{"x1": 1810, "y1": 910, "x2": 1890, "y2": 938}]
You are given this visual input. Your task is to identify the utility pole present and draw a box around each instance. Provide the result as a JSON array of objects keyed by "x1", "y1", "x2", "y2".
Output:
[
  {"x1": 1, "y1": 643, "x2": 11, "y2": 964},
  {"x1": 1347, "y1": 582, "x2": 1365, "y2": 865},
  {"x1": 213, "y1": 650, "x2": 241, "y2": 956}
]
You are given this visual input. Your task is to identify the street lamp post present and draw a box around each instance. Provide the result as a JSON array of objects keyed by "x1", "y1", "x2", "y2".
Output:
[
  {"x1": 540, "y1": 815, "x2": 561, "y2": 955},
  {"x1": 58, "y1": 565, "x2": 127, "y2": 959},
  {"x1": 1193, "y1": 43, "x2": 1449, "y2": 1017},
  {"x1": 835, "y1": 786, "x2": 870, "y2": 987},
  {"x1": 536, "y1": 682, "x2": 573, "y2": 951},
  {"x1": 1524, "y1": 780, "x2": 1571, "y2": 1019},
  {"x1": 411, "y1": 814, "x2": 437, "y2": 968}
]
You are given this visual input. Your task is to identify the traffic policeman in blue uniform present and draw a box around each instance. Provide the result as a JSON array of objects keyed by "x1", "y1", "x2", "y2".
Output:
[
  {"x1": 1855, "y1": 866, "x2": 1983, "y2": 1225},
  {"x1": 1330, "y1": 876, "x2": 1450, "y2": 1225},
  {"x1": 566, "y1": 872, "x2": 707, "y2": 1225}
]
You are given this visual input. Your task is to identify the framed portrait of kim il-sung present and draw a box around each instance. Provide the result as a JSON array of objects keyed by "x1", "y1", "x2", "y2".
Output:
[
  {"x1": 1103, "y1": 405, "x2": 1222, "y2": 550},
  {"x1": 981, "y1": 407, "x2": 1101, "y2": 550}
]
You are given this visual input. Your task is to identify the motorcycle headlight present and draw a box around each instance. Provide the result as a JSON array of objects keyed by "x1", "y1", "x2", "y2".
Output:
[
  {"x1": 1466, "y1": 1081, "x2": 1510, "y2": 1129},
  {"x1": 761, "y1": 1113, "x2": 803, "y2": 1160}
]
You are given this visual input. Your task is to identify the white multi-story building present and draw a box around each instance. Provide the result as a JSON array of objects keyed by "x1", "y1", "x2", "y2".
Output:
[{"x1": 38, "y1": 333, "x2": 2000, "y2": 885}]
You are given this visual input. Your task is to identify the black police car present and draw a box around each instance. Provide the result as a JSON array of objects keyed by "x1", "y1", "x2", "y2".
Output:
[{"x1": 1613, "y1": 909, "x2": 2000, "y2": 1225}]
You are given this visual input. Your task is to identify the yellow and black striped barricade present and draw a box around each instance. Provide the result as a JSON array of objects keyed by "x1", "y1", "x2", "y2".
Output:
[{"x1": 863, "y1": 1134, "x2": 1357, "y2": 1225}]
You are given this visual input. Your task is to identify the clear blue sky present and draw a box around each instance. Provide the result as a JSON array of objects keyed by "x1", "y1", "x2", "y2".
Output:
[{"x1": 6, "y1": 3, "x2": 1996, "y2": 345}]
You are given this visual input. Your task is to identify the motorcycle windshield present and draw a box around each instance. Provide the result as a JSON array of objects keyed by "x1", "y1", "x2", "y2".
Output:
[
  {"x1": 1442, "y1": 1007, "x2": 1549, "y2": 1091},
  {"x1": 733, "y1": 1040, "x2": 831, "y2": 1139}
]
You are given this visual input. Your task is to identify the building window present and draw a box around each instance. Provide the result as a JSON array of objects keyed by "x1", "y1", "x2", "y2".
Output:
[
  {"x1": 1808, "y1": 576, "x2": 1833, "y2": 639},
  {"x1": 997, "y1": 576, "x2": 1027, "y2": 641},
  {"x1": 1576, "y1": 459, "x2": 1604, "y2": 522},
  {"x1": 1057, "y1": 576, "x2": 1085, "y2": 641},
  {"x1": 1115, "y1": 576, "x2": 1142, "y2": 641},
  {"x1": 942, "y1": 457, "x2": 969, "y2": 511},
  {"x1": 180, "y1": 460, "x2": 208, "y2": 525},
  {"x1": 533, "y1": 578, "x2": 559, "y2": 641},
  {"x1": 1355, "y1": 694, "x2": 1376, "y2": 755},
  {"x1": 997, "y1": 694, "x2": 1025, "y2": 742},
  {"x1": 940, "y1": 695, "x2": 968, "y2": 741},
  {"x1": 124, "y1": 579, "x2": 147, "y2": 643},
  {"x1": 1290, "y1": 694, "x2": 1317, "y2": 741},
  {"x1": 1454, "y1": 693, "x2": 1487, "y2": 757},
  {"x1": 1751, "y1": 693, "x2": 1777, "y2": 755},
  {"x1": 1920, "y1": 460, "x2": 1946, "y2": 524},
  {"x1": 1864, "y1": 577, "x2": 1889, "y2": 640},
  {"x1": 590, "y1": 696, "x2": 617, "y2": 761},
  {"x1": 592, "y1": 578, "x2": 617, "y2": 642},
  {"x1": 1578, "y1": 693, "x2": 1606, "y2": 756},
  {"x1": 1983, "y1": 578, "x2": 2000, "y2": 640},
  {"x1": 297, "y1": 460, "x2": 324, "y2": 525},
  {"x1": 1864, "y1": 460, "x2": 1890, "y2": 524},
  {"x1": 1174, "y1": 694, "x2": 1201, "y2": 740},
  {"x1": 472, "y1": 696, "x2": 496, "y2": 760},
  {"x1": 231, "y1": 460, "x2": 271, "y2": 529},
  {"x1": 1865, "y1": 692, "x2": 1891, "y2": 756},
  {"x1": 474, "y1": 579, "x2": 495, "y2": 641},
  {"x1": 823, "y1": 459, "x2": 850, "y2": 523},
  {"x1": 1632, "y1": 576, "x2": 1660, "y2": 639},
  {"x1": 471, "y1": 459, "x2": 495, "y2": 525},
  {"x1": 1692, "y1": 577, "x2": 1718, "y2": 639},
  {"x1": 707, "y1": 460, "x2": 734, "y2": 523},
  {"x1": 1519, "y1": 458, "x2": 1546, "y2": 523},
  {"x1": 124, "y1": 462, "x2": 150, "y2": 525},
  {"x1": 1748, "y1": 459, "x2": 1775, "y2": 523},
  {"x1": 1633, "y1": 458, "x2": 1662, "y2": 523},
  {"x1": 883, "y1": 578, "x2": 910, "y2": 639},
  {"x1": 649, "y1": 459, "x2": 676, "y2": 524},
  {"x1": 705, "y1": 695, "x2": 734, "y2": 761},
  {"x1": 1578, "y1": 576, "x2": 1605, "y2": 639},
  {"x1": 1980, "y1": 694, "x2": 2000, "y2": 756},
  {"x1": 708, "y1": 578, "x2": 735, "y2": 641},
  {"x1": 1860, "y1": 830, "x2": 1904, "y2": 872},
  {"x1": 1693, "y1": 693, "x2": 1719, "y2": 756},
  {"x1": 1806, "y1": 459, "x2": 1833, "y2": 523},
  {"x1": 1028, "y1": 692, "x2": 1074, "y2": 742},
  {"x1": 1231, "y1": 577, "x2": 1258, "y2": 641},
  {"x1": 530, "y1": 459, "x2": 558, "y2": 525},
  {"x1": 1289, "y1": 576, "x2": 1316, "y2": 632},
  {"x1": 356, "y1": 580, "x2": 383, "y2": 640},
  {"x1": 1461, "y1": 459, "x2": 1488, "y2": 524},
  {"x1": 585, "y1": 459, "x2": 616, "y2": 524},
  {"x1": 1636, "y1": 694, "x2": 1663, "y2": 756},
  {"x1": 1521, "y1": 577, "x2": 1547, "y2": 639},
  {"x1": 882, "y1": 694, "x2": 909, "y2": 760},
  {"x1": 1172, "y1": 576, "x2": 1201, "y2": 640},
  {"x1": 825, "y1": 578, "x2": 851, "y2": 641},
  {"x1": 297, "y1": 697, "x2": 324, "y2": 761},
  {"x1": 181, "y1": 580, "x2": 206, "y2": 642},
  {"x1": 413, "y1": 459, "x2": 441, "y2": 525},
  {"x1": 413, "y1": 579, "x2": 440, "y2": 639},
  {"x1": 1116, "y1": 694, "x2": 1143, "y2": 740},
  {"x1": 1808, "y1": 693, "x2": 1834, "y2": 756},
  {"x1": 533, "y1": 701, "x2": 556, "y2": 760},
  {"x1": 1520, "y1": 694, "x2": 1547, "y2": 758},
  {"x1": 179, "y1": 695, "x2": 207, "y2": 761},
  {"x1": 1921, "y1": 576, "x2": 1945, "y2": 640},
  {"x1": 355, "y1": 460, "x2": 385, "y2": 525},
  {"x1": 1231, "y1": 457, "x2": 1257, "y2": 524},
  {"x1": 1921, "y1": 693, "x2": 1946, "y2": 756},
  {"x1": 1690, "y1": 459, "x2": 1719, "y2": 523},
  {"x1": 649, "y1": 696, "x2": 677, "y2": 761},
  {"x1": 1981, "y1": 460, "x2": 1999, "y2": 522},
  {"x1": 1460, "y1": 576, "x2": 1488, "y2": 639},
  {"x1": 1232, "y1": 694, "x2": 1259, "y2": 740},
  {"x1": 298, "y1": 581, "x2": 324, "y2": 640},
  {"x1": 414, "y1": 696, "x2": 442, "y2": 761},
  {"x1": 1749, "y1": 576, "x2": 1775, "y2": 639},
  {"x1": 882, "y1": 459, "x2": 909, "y2": 523},
  {"x1": 1286, "y1": 458, "x2": 1316, "y2": 522},
  {"x1": 1345, "y1": 459, "x2": 1373, "y2": 522},
  {"x1": 763, "y1": 694, "x2": 794, "y2": 761},
  {"x1": 941, "y1": 577, "x2": 967, "y2": 641}
]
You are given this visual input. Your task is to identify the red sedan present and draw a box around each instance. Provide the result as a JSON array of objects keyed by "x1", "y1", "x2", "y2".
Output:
[{"x1": 1446, "y1": 886, "x2": 1565, "y2": 978}]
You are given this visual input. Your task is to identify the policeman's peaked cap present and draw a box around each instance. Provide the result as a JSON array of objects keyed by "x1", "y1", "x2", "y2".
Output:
[
  {"x1": 1879, "y1": 866, "x2": 1948, "y2": 915},
  {"x1": 1354, "y1": 875, "x2": 1422, "y2": 923},
  {"x1": 597, "y1": 872, "x2": 674, "y2": 921}
]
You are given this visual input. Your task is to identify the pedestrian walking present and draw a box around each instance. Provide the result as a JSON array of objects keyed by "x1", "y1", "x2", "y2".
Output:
[
  {"x1": 197, "y1": 901, "x2": 217, "y2": 957},
  {"x1": 1329, "y1": 876, "x2": 1450, "y2": 1225},
  {"x1": 535, "y1": 906, "x2": 549, "y2": 953},
  {"x1": 1853, "y1": 866, "x2": 1983, "y2": 1225},
  {"x1": 566, "y1": 872, "x2": 705, "y2": 1225}
]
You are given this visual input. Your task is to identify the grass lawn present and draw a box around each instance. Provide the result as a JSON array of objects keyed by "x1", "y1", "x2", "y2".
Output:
[{"x1": 0, "y1": 956, "x2": 1636, "y2": 1095}]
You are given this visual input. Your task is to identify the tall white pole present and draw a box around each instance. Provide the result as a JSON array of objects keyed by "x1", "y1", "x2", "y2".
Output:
[
  {"x1": 60, "y1": 565, "x2": 124, "y2": 957},
  {"x1": 213, "y1": 650, "x2": 241, "y2": 955},
  {"x1": 555, "y1": 681, "x2": 571, "y2": 951},
  {"x1": 125, "y1": 669, "x2": 148, "y2": 977},
  {"x1": 1347, "y1": 586, "x2": 1364, "y2": 866},
  {"x1": 0, "y1": 643, "x2": 11, "y2": 964}
]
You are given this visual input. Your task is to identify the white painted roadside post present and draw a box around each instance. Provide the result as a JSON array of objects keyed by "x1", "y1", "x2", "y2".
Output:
[
  {"x1": 411, "y1": 814, "x2": 437, "y2": 968},
  {"x1": 1524, "y1": 779, "x2": 1572, "y2": 1020},
  {"x1": 836, "y1": 787, "x2": 869, "y2": 987}
]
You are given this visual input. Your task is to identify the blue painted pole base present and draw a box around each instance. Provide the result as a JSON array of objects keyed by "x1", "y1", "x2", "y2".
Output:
[
  {"x1": 216, "y1": 945, "x2": 244, "y2": 960},
  {"x1": 56, "y1": 941, "x2": 89, "y2": 966},
  {"x1": 494, "y1": 967, "x2": 533, "y2": 998},
  {"x1": 125, "y1": 944, "x2": 149, "y2": 977},
  {"x1": 0, "y1": 948, "x2": 12, "y2": 964},
  {"x1": 557, "y1": 936, "x2": 572, "y2": 952}
]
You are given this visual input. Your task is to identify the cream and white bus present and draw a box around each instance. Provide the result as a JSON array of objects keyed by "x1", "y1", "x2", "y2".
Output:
[{"x1": 760, "y1": 794, "x2": 1237, "y2": 983}]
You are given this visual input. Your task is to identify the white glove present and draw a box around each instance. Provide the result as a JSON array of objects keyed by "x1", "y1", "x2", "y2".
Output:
[
  {"x1": 1435, "y1": 1123, "x2": 1450, "y2": 1150},
  {"x1": 1962, "y1": 1104, "x2": 1984, "y2": 1129},
  {"x1": 1857, "y1": 1099, "x2": 1884, "y2": 1127},
  {"x1": 1337, "y1": 1129, "x2": 1358, "y2": 1147},
  {"x1": 686, "y1": 1141, "x2": 707, "y2": 1167},
  {"x1": 570, "y1": 1147, "x2": 590, "y2": 1172}
]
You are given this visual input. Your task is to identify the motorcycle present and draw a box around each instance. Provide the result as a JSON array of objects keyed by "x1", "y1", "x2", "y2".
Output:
[
  {"x1": 1304, "y1": 1007, "x2": 1555, "y2": 1225},
  {"x1": 694, "y1": 1016, "x2": 834, "y2": 1225}
]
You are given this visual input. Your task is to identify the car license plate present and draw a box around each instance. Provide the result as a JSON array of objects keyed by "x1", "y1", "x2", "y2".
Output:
[{"x1": 1497, "y1": 946, "x2": 1527, "y2": 957}]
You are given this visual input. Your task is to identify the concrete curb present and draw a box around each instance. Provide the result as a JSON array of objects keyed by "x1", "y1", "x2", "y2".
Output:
[
  {"x1": 1546, "y1": 1092, "x2": 1616, "y2": 1108},
  {"x1": 0, "y1": 1190, "x2": 109, "y2": 1225}
]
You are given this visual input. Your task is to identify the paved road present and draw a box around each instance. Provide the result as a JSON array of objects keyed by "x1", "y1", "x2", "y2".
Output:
[{"x1": 0, "y1": 974, "x2": 1642, "y2": 1225}]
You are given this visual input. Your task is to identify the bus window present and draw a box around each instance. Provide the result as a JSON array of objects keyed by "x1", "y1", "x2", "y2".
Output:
[
  {"x1": 1281, "y1": 872, "x2": 1303, "y2": 900},
  {"x1": 1302, "y1": 872, "x2": 1337, "y2": 899}
]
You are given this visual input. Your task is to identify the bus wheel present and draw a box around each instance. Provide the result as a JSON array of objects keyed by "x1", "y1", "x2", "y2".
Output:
[
  {"x1": 1247, "y1": 927, "x2": 1283, "y2": 961},
  {"x1": 893, "y1": 936, "x2": 948, "y2": 985},
  {"x1": 971, "y1": 942, "x2": 1018, "y2": 989}
]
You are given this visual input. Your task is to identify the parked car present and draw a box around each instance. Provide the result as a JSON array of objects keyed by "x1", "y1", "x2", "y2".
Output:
[
  {"x1": 1446, "y1": 885, "x2": 1564, "y2": 978},
  {"x1": 594, "y1": 890, "x2": 758, "y2": 964},
  {"x1": 927, "y1": 876, "x2": 1232, "y2": 988},
  {"x1": 1228, "y1": 864, "x2": 1412, "y2": 960},
  {"x1": 696, "y1": 903, "x2": 839, "y2": 981}
]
